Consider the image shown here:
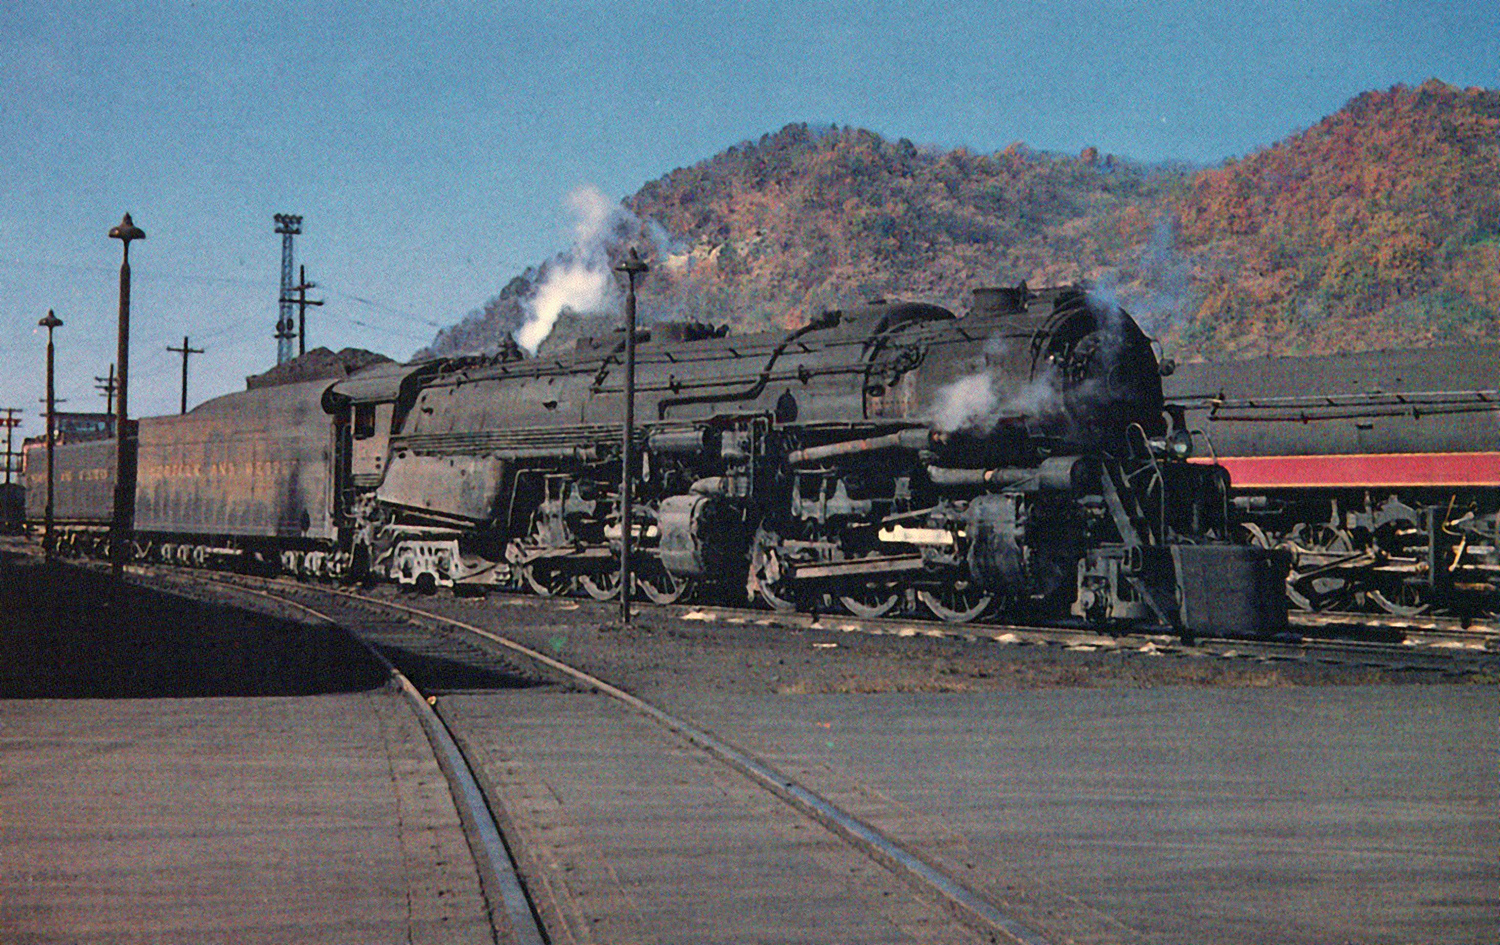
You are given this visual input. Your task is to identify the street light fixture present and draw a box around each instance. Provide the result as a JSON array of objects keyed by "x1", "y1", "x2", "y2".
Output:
[
  {"x1": 109, "y1": 213, "x2": 144, "y2": 572},
  {"x1": 38, "y1": 309, "x2": 62, "y2": 560}
]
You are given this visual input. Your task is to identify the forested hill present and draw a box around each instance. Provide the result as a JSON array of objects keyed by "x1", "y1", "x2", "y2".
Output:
[{"x1": 423, "y1": 80, "x2": 1500, "y2": 361}]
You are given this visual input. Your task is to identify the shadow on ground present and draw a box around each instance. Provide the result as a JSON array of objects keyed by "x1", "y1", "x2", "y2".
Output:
[
  {"x1": 0, "y1": 551, "x2": 388, "y2": 699},
  {"x1": 370, "y1": 644, "x2": 545, "y2": 694}
]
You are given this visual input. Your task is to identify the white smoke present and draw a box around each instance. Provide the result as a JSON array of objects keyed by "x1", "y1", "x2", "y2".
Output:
[
  {"x1": 930, "y1": 373, "x2": 999, "y2": 432},
  {"x1": 929, "y1": 355, "x2": 1063, "y2": 434},
  {"x1": 512, "y1": 185, "x2": 637, "y2": 354}
]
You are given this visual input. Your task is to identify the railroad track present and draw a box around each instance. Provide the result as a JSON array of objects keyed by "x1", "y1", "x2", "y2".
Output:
[
  {"x1": 152, "y1": 568, "x2": 1057, "y2": 945},
  {"x1": 16, "y1": 529, "x2": 1495, "y2": 665},
  {"x1": 100, "y1": 543, "x2": 1500, "y2": 678}
]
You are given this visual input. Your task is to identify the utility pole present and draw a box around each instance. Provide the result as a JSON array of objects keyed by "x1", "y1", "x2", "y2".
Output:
[
  {"x1": 109, "y1": 212, "x2": 145, "y2": 574},
  {"x1": 166, "y1": 337, "x2": 204, "y2": 414},
  {"x1": 39, "y1": 310, "x2": 62, "y2": 559},
  {"x1": 273, "y1": 214, "x2": 302, "y2": 364},
  {"x1": 614, "y1": 248, "x2": 649, "y2": 626},
  {"x1": 0, "y1": 408, "x2": 19, "y2": 487},
  {"x1": 94, "y1": 364, "x2": 116, "y2": 418},
  {"x1": 283, "y1": 264, "x2": 323, "y2": 357}
]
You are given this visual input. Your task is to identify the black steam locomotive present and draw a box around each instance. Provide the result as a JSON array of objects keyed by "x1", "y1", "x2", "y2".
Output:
[
  {"x1": 1166, "y1": 344, "x2": 1500, "y2": 617},
  {"x1": 27, "y1": 284, "x2": 1287, "y2": 636}
]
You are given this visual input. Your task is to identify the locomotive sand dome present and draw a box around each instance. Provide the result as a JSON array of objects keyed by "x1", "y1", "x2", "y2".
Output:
[{"x1": 322, "y1": 283, "x2": 1287, "y2": 636}]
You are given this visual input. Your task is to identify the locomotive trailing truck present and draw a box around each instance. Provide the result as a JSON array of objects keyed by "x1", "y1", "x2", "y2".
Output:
[{"x1": 27, "y1": 284, "x2": 1288, "y2": 637}]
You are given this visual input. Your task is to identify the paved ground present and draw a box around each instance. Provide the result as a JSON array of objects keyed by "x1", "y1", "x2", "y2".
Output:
[
  {"x1": 401, "y1": 591, "x2": 1499, "y2": 945},
  {"x1": 0, "y1": 552, "x2": 493, "y2": 945},
  {"x1": 0, "y1": 695, "x2": 493, "y2": 945},
  {"x1": 665, "y1": 685, "x2": 1500, "y2": 945},
  {"x1": 445, "y1": 691, "x2": 984, "y2": 945},
  {"x1": 4, "y1": 548, "x2": 1495, "y2": 944}
]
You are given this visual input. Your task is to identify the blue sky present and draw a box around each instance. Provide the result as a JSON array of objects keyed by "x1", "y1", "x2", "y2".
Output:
[{"x1": 0, "y1": 0, "x2": 1494, "y2": 439}]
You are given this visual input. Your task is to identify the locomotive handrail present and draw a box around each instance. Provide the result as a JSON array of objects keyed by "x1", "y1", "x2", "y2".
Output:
[
  {"x1": 593, "y1": 361, "x2": 869, "y2": 397},
  {"x1": 1170, "y1": 388, "x2": 1500, "y2": 413},
  {"x1": 655, "y1": 310, "x2": 841, "y2": 419}
]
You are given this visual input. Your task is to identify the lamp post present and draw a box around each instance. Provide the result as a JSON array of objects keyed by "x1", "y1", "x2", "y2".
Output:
[
  {"x1": 109, "y1": 213, "x2": 144, "y2": 573},
  {"x1": 38, "y1": 310, "x2": 62, "y2": 560},
  {"x1": 614, "y1": 248, "x2": 648, "y2": 626}
]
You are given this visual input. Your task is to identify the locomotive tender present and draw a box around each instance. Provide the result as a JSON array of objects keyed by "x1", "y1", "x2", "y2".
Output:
[
  {"x1": 27, "y1": 284, "x2": 1287, "y2": 636},
  {"x1": 1166, "y1": 344, "x2": 1500, "y2": 616}
]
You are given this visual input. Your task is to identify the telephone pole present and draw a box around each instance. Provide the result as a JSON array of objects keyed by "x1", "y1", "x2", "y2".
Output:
[
  {"x1": 283, "y1": 264, "x2": 323, "y2": 357},
  {"x1": 166, "y1": 337, "x2": 204, "y2": 414},
  {"x1": 94, "y1": 364, "x2": 116, "y2": 418},
  {"x1": 273, "y1": 214, "x2": 302, "y2": 364},
  {"x1": 39, "y1": 310, "x2": 62, "y2": 558},
  {"x1": 614, "y1": 248, "x2": 649, "y2": 626},
  {"x1": 0, "y1": 408, "x2": 19, "y2": 487}
]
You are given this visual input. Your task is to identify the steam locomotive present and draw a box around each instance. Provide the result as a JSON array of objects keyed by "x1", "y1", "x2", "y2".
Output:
[
  {"x1": 1166, "y1": 344, "x2": 1500, "y2": 617},
  {"x1": 26, "y1": 283, "x2": 1288, "y2": 636}
]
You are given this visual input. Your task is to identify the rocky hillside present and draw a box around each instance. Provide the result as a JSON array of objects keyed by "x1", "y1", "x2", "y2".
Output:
[{"x1": 423, "y1": 80, "x2": 1500, "y2": 361}]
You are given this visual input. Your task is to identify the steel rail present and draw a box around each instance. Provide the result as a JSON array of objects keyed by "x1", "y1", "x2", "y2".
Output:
[
  {"x1": 201, "y1": 579, "x2": 548, "y2": 945},
  {"x1": 295, "y1": 582, "x2": 1056, "y2": 945}
]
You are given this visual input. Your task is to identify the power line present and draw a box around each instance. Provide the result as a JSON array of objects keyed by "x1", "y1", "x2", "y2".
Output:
[{"x1": 322, "y1": 284, "x2": 447, "y2": 328}]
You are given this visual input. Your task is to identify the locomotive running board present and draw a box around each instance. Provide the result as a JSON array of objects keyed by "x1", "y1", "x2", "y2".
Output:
[{"x1": 791, "y1": 554, "x2": 927, "y2": 582}]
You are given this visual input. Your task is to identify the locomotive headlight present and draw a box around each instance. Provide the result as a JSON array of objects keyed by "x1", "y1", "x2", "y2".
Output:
[{"x1": 1168, "y1": 428, "x2": 1194, "y2": 459}]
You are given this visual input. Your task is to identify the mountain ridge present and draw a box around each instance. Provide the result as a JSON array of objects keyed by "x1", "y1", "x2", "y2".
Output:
[{"x1": 422, "y1": 79, "x2": 1500, "y2": 362}]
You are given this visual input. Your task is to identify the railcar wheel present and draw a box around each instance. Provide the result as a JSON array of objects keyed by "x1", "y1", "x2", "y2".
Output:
[
  {"x1": 1285, "y1": 524, "x2": 1355, "y2": 612},
  {"x1": 1369, "y1": 584, "x2": 1430, "y2": 617},
  {"x1": 751, "y1": 551, "x2": 797, "y2": 611},
  {"x1": 838, "y1": 585, "x2": 902, "y2": 619},
  {"x1": 749, "y1": 528, "x2": 798, "y2": 612},
  {"x1": 522, "y1": 563, "x2": 573, "y2": 598},
  {"x1": 579, "y1": 570, "x2": 621, "y2": 601},
  {"x1": 636, "y1": 559, "x2": 692, "y2": 605},
  {"x1": 918, "y1": 583, "x2": 993, "y2": 623}
]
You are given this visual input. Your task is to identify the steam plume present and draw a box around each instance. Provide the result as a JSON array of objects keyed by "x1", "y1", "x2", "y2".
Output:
[{"x1": 512, "y1": 186, "x2": 637, "y2": 353}]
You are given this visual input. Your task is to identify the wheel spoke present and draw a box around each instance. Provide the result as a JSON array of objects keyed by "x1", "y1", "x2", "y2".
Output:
[
  {"x1": 579, "y1": 570, "x2": 621, "y2": 601},
  {"x1": 838, "y1": 587, "x2": 901, "y2": 619},
  {"x1": 918, "y1": 585, "x2": 993, "y2": 623}
]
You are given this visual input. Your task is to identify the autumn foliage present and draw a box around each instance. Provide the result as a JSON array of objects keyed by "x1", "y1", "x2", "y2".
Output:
[
  {"x1": 430, "y1": 81, "x2": 1500, "y2": 360},
  {"x1": 1175, "y1": 79, "x2": 1500, "y2": 354}
]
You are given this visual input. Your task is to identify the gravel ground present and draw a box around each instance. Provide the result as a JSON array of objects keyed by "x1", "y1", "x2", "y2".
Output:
[{"x1": 369, "y1": 586, "x2": 1498, "y2": 703}]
